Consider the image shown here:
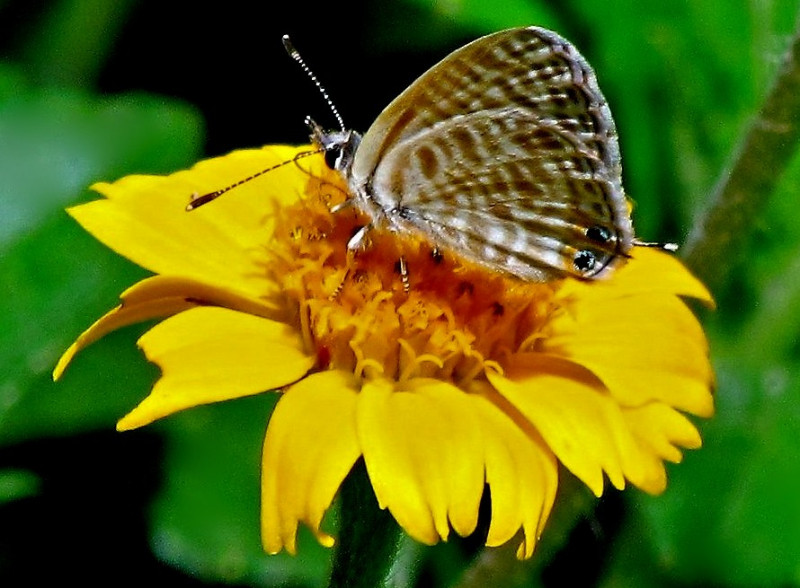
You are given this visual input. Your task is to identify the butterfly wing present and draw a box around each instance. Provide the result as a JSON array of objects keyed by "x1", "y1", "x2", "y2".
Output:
[{"x1": 350, "y1": 26, "x2": 633, "y2": 281}]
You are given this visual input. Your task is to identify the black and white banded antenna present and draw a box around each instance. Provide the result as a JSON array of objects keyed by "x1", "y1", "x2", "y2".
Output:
[
  {"x1": 187, "y1": 35, "x2": 338, "y2": 212},
  {"x1": 186, "y1": 149, "x2": 322, "y2": 210},
  {"x1": 282, "y1": 34, "x2": 346, "y2": 132}
]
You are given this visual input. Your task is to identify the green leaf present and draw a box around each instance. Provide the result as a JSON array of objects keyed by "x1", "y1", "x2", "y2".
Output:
[
  {"x1": 19, "y1": 0, "x2": 137, "y2": 88},
  {"x1": 0, "y1": 468, "x2": 40, "y2": 504},
  {"x1": 0, "y1": 62, "x2": 203, "y2": 247},
  {"x1": 151, "y1": 395, "x2": 331, "y2": 587},
  {"x1": 368, "y1": 0, "x2": 559, "y2": 52},
  {"x1": 0, "y1": 63, "x2": 205, "y2": 444},
  {"x1": 603, "y1": 359, "x2": 800, "y2": 586},
  {"x1": 328, "y1": 461, "x2": 404, "y2": 588}
]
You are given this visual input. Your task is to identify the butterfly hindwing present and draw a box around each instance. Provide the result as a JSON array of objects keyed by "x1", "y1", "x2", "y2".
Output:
[
  {"x1": 349, "y1": 26, "x2": 632, "y2": 280},
  {"x1": 374, "y1": 108, "x2": 626, "y2": 280}
]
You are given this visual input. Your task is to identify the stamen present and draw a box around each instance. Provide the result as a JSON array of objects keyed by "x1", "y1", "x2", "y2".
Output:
[
  {"x1": 483, "y1": 360, "x2": 504, "y2": 377},
  {"x1": 457, "y1": 351, "x2": 488, "y2": 388},
  {"x1": 267, "y1": 188, "x2": 558, "y2": 388},
  {"x1": 298, "y1": 300, "x2": 314, "y2": 354},
  {"x1": 352, "y1": 343, "x2": 385, "y2": 379},
  {"x1": 397, "y1": 339, "x2": 444, "y2": 383}
]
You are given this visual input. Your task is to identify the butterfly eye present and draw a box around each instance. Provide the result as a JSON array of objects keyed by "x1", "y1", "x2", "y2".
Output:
[
  {"x1": 586, "y1": 225, "x2": 613, "y2": 243},
  {"x1": 573, "y1": 250, "x2": 597, "y2": 273},
  {"x1": 324, "y1": 148, "x2": 340, "y2": 170}
]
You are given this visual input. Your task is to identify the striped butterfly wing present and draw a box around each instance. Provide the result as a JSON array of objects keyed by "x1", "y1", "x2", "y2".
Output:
[{"x1": 350, "y1": 26, "x2": 633, "y2": 281}]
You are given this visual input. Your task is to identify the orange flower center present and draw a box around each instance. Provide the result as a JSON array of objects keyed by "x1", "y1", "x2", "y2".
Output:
[{"x1": 266, "y1": 172, "x2": 564, "y2": 385}]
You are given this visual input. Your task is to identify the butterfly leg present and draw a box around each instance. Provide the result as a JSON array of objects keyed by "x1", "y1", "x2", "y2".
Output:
[
  {"x1": 328, "y1": 225, "x2": 371, "y2": 301},
  {"x1": 328, "y1": 268, "x2": 350, "y2": 301},
  {"x1": 329, "y1": 198, "x2": 354, "y2": 214},
  {"x1": 347, "y1": 224, "x2": 372, "y2": 252},
  {"x1": 398, "y1": 256, "x2": 410, "y2": 293},
  {"x1": 632, "y1": 238, "x2": 679, "y2": 252}
]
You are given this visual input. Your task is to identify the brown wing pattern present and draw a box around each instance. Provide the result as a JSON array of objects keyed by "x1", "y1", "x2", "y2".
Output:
[{"x1": 352, "y1": 26, "x2": 633, "y2": 281}]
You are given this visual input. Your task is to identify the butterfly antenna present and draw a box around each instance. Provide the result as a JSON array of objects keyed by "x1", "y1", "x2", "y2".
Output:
[
  {"x1": 186, "y1": 149, "x2": 322, "y2": 211},
  {"x1": 282, "y1": 34, "x2": 347, "y2": 132}
]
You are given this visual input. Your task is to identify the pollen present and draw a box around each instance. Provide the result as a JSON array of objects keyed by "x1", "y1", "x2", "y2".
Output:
[{"x1": 266, "y1": 181, "x2": 561, "y2": 386}]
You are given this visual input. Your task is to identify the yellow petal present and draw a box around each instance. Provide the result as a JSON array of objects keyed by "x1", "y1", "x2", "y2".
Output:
[
  {"x1": 545, "y1": 293, "x2": 714, "y2": 417},
  {"x1": 488, "y1": 356, "x2": 650, "y2": 497},
  {"x1": 357, "y1": 378, "x2": 485, "y2": 545},
  {"x1": 53, "y1": 274, "x2": 282, "y2": 380},
  {"x1": 261, "y1": 370, "x2": 361, "y2": 554},
  {"x1": 117, "y1": 306, "x2": 314, "y2": 430},
  {"x1": 467, "y1": 387, "x2": 558, "y2": 559},
  {"x1": 54, "y1": 295, "x2": 193, "y2": 382},
  {"x1": 69, "y1": 146, "x2": 322, "y2": 298},
  {"x1": 621, "y1": 402, "x2": 703, "y2": 494},
  {"x1": 561, "y1": 247, "x2": 713, "y2": 304}
]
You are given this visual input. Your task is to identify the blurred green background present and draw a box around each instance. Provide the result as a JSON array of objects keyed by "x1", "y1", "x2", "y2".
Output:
[{"x1": 2, "y1": 0, "x2": 800, "y2": 586}]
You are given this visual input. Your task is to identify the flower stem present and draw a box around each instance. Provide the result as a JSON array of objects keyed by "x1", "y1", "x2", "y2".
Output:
[
  {"x1": 683, "y1": 20, "x2": 800, "y2": 292},
  {"x1": 454, "y1": 470, "x2": 595, "y2": 588},
  {"x1": 328, "y1": 460, "x2": 404, "y2": 588}
]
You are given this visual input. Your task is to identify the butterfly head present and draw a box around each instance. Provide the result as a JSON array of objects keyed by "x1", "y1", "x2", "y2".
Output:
[{"x1": 306, "y1": 116, "x2": 362, "y2": 176}]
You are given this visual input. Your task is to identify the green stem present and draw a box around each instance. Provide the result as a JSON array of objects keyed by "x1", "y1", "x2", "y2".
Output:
[
  {"x1": 683, "y1": 20, "x2": 800, "y2": 291},
  {"x1": 453, "y1": 470, "x2": 595, "y2": 588},
  {"x1": 328, "y1": 460, "x2": 404, "y2": 588},
  {"x1": 740, "y1": 252, "x2": 800, "y2": 358}
]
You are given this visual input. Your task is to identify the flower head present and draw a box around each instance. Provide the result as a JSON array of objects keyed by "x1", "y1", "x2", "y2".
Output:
[{"x1": 55, "y1": 145, "x2": 714, "y2": 559}]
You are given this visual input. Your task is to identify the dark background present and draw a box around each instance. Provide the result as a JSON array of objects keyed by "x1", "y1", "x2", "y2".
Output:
[{"x1": 2, "y1": 1, "x2": 800, "y2": 586}]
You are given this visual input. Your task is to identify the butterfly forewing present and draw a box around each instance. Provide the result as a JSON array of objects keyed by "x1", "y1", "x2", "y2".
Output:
[{"x1": 348, "y1": 26, "x2": 633, "y2": 281}]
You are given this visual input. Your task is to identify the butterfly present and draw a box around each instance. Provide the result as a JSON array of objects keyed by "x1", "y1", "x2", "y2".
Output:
[
  {"x1": 191, "y1": 27, "x2": 659, "y2": 282},
  {"x1": 301, "y1": 26, "x2": 636, "y2": 282}
]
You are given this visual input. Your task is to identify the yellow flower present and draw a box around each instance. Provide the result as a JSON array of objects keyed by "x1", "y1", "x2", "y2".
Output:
[{"x1": 55, "y1": 145, "x2": 714, "y2": 559}]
